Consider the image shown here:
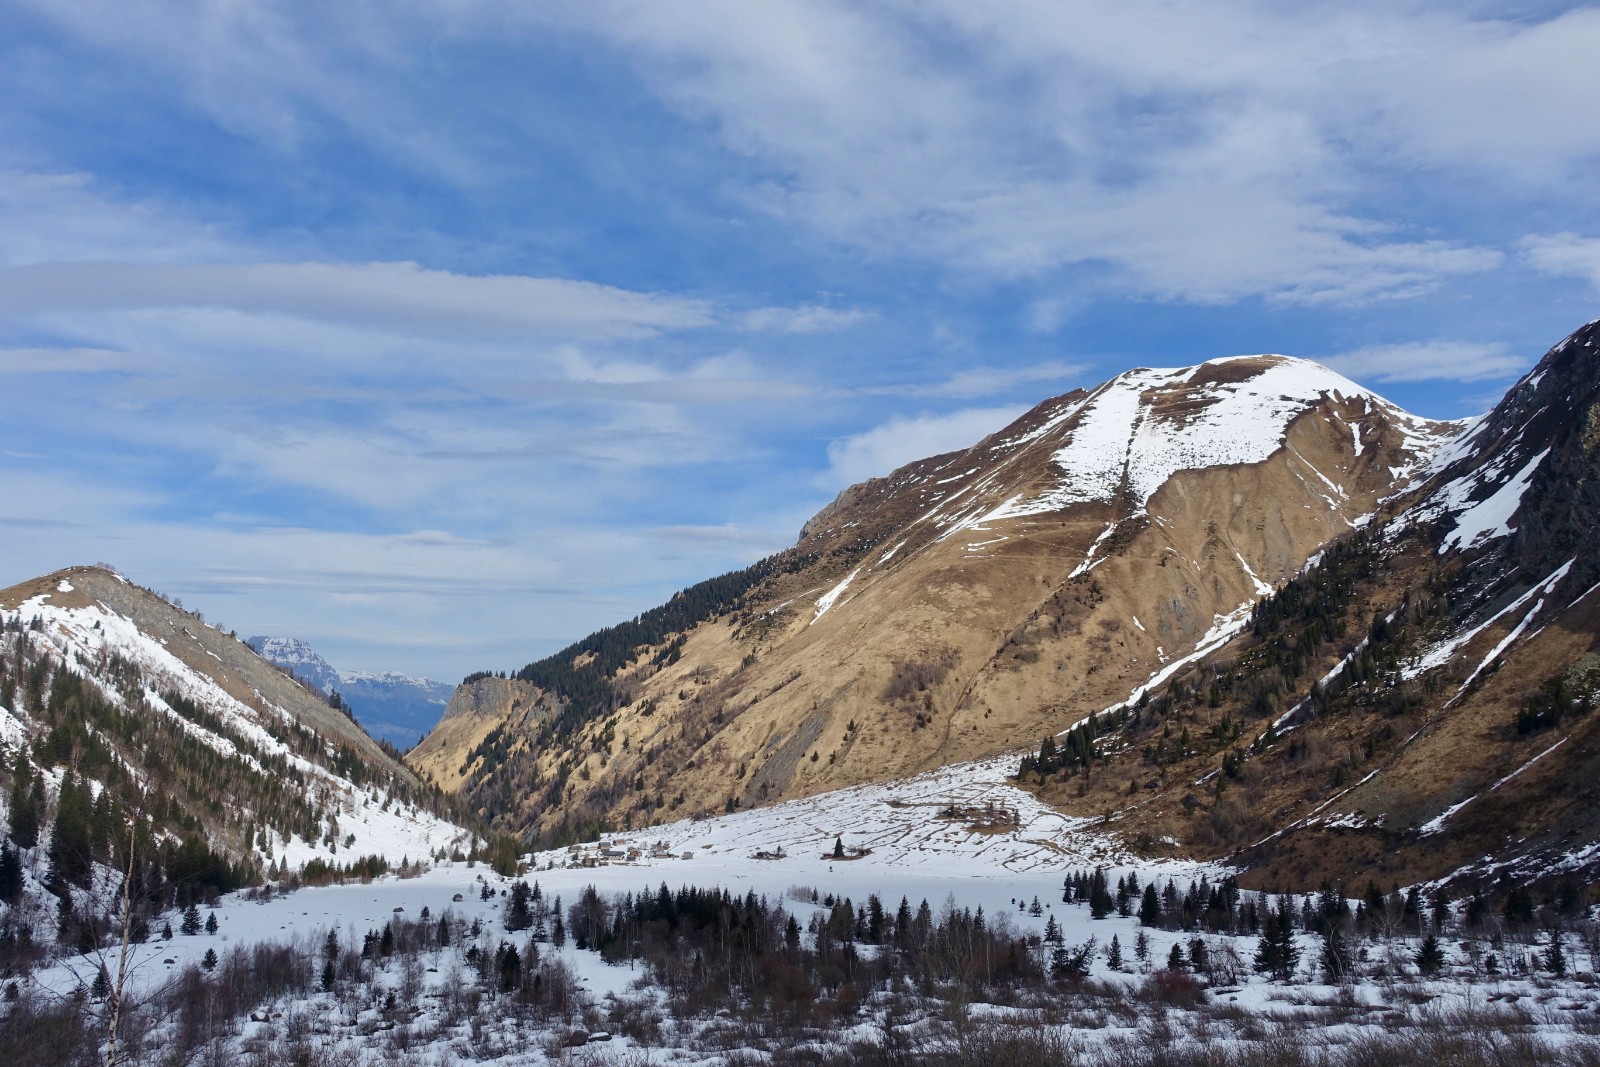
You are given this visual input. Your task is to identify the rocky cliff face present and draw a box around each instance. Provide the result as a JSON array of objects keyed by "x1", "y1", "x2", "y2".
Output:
[
  {"x1": 412, "y1": 355, "x2": 1460, "y2": 842},
  {"x1": 406, "y1": 676, "x2": 553, "y2": 804}
]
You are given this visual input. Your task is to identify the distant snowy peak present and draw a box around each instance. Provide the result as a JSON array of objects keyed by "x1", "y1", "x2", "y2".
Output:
[
  {"x1": 248, "y1": 636, "x2": 453, "y2": 747},
  {"x1": 341, "y1": 670, "x2": 452, "y2": 695},
  {"x1": 246, "y1": 635, "x2": 340, "y2": 694}
]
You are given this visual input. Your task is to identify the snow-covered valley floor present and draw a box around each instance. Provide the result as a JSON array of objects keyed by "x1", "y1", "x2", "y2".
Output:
[{"x1": 11, "y1": 758, "x2": 1600, "y2": 1065}]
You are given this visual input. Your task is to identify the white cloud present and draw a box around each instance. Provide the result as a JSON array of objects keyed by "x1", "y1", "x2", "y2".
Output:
[
  {"x1": 864, "y1": 361, "x2": 1084, "y2": 400},
  {"x1": 0, "y1": 261, "x2": 714, "y2": 341},
  {"x1": 0, "y1": 167, "x2": 226, "y2": 266},
  {"x1": 743, "y1": 304, "x2": 871, "y2": 333},
  {"x1": 1321, "y1": 341, "x2": 1525, "y2": 384},
  {"x1": 1520, "y1": 233, "x2": 1600, "y2": 290},
  {"x1": 824, "y1": 405, "x2": 1026, "y2": 488},
  {"x1": 0, "y1": 463, "x2": 798, "y2": 680},
  {"x1": 0, "y1": 346, "x2": 136, "y2": 375},
  {"x1": 542, "y1": 1, "x2": 1580, "y2": 303},
  {"x1": 20, "y1": 3, "x2": 1597, "y2": 308}
]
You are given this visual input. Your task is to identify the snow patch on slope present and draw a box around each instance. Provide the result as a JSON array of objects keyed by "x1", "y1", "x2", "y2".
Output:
[
  {"x1": 985, "y1": 357, "x2": 1445, "y2": 522},
  {"x1": 812, "y1": 566, "x2": 863, "y2": 622},
  {"x1": 1437, "y1": 448, "x2": 1549, "y2": 553}
]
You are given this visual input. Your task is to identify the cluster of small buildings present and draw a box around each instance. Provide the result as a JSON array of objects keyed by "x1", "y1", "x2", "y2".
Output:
[{"x1": 559, "y1": 838, "x2": 694, "y2": 867}]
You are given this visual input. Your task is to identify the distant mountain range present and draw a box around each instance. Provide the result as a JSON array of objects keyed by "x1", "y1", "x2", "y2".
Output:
[{"x1": 245, "y1": 636, "x2": 453, "y2": 749}]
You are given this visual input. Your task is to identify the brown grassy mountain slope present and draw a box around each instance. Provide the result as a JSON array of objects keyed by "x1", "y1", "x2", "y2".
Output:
[
  {"x1": 411, "y1": 356, "x2": 1459, "y2": 842},
  {"x1": 1017, "y1": 318, "x2": 1600, "y2": 897}
]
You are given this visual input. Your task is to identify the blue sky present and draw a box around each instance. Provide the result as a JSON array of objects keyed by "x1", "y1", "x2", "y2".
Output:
[{"x1": 3, "y1": 1, "x2": 1600, "y2": 682}]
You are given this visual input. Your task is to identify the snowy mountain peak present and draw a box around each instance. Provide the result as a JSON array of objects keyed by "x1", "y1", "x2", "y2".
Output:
[
  {"x1": 248, "y1": 636, "x2": 453, "y2": 748},
  {"x1": 992, "y1": 353, "x2": 1451, "y2": 519},
  {"x1": 245, "y1": 635, "x2": 340, "y2": 693},
  {"x1": 422, "y1": 348, "x2": 1467, "y2": 843}
]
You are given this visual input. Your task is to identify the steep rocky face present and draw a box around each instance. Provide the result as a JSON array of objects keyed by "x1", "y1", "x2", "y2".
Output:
[
  {"x1": 407, "y1": 676, "x2": 554, "y2": 803},
  {"x1": 413, "y1": 355, "x2": 1459, "y2": 841},
  {"x1": 1422, "y1": 318, "x2": 1600, "y2": 591}
]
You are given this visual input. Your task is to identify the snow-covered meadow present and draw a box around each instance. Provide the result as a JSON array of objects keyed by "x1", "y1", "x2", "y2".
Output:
[{"x1": 13, "y1": 755, "x2": 1600, "y2": 1066}]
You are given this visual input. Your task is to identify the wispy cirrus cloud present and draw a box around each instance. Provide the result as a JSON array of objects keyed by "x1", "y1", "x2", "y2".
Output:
[
  {"x1": 1321, "y1": 341, "x2": 1527, "y2": 384},
  {"x1": 862, "y1": 361, "x2": 1084, "y2": 401},
  {"x1": 823, "y1": 406, "x2": 1027, "y2": 488},
  {"x1": 742, "y1": 304, "x2": 871, "y2": 333},
  {"x1": 1520, "y1": 233, "x2": 1600, "y2": 290},
  {"x1": 0, "y1": 261, "x2": 716, "y2": 341},
  {"x1": 546, "y1": 0, "x2": 1559, "y2": 304}
]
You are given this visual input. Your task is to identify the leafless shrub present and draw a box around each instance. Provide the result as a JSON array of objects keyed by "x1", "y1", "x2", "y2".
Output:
[{"x1": 882, "y1": 648, "x2": 960, "y2": 705}]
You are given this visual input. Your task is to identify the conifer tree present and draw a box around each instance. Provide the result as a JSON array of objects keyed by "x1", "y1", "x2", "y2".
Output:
[
  {"x1": 1544, "y1": 929, "x2": 1568, "y2": 977},
  {"x1": 1107, "y1": 933, "x2": 1123, "y2": 970},
  {"x1": 1189, "y1": 938, "x2": 1209, "y2": 974},
  {"x1": 48, "y1": 774, "x2": 94, "y2": 890},
  {"x1": 7, "y1": 759, "x2": 40, "y2": 849},
  {"x1": 205, "y1": 911, "x2": 218, "y2": 935},
  {"x1": 496, "y1": 942, "x2": 521, "y2": 992},
  {"x1": 1139, "y1": 883, "x2": 1162, "y2": 927},
  {"x1": 1089, "y1": 868, "x2": 1114, "y2": 919},
  {"x1": 506, "y1": 880, "x2": 533, "y2": 932},
  {"x1": 0, "y1": 843, "x2": 21, "y2": 905},
  {"x1": 1254, "y1": 901, "x2": 1300, "y2": 981},
  {"x1": 201, "y1": 948, "x2": 217, "y2": 971},
  {"x1": 1415, "y1": 933, "x2": 1444, "y2": 976},
  {"x1": 180, "y1": 901, "x2": 202, "y2": 936}
]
